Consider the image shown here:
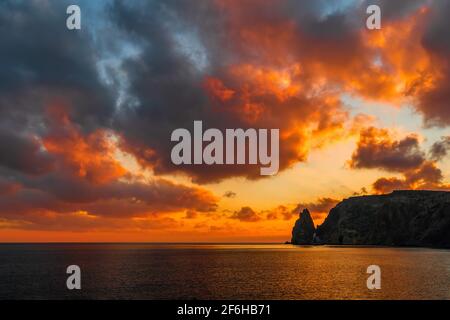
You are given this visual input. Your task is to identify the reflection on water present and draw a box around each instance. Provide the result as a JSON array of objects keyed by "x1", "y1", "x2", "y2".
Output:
[{"x1": 0, "y1": 243, "x2": 449, "y2": 299}]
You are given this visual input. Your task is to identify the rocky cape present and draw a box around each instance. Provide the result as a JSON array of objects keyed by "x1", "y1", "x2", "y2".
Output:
[{"x1": 291, "y1": 190, "x2": 450, "y2": 248}]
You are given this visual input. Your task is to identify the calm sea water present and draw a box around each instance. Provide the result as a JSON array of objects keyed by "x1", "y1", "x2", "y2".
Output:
[{"x1": 0, "y1": 243, "x2": 449, "y2": 300}]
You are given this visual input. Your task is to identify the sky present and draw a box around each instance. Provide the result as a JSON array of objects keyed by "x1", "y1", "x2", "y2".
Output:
[{"x1": 0, "y1": 0, "x2": 449, "y2": 242}]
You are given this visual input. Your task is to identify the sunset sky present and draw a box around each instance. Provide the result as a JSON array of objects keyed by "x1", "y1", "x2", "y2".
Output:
[{"x1": 0, "y1": 0, "x2": 449, "y2": 242}]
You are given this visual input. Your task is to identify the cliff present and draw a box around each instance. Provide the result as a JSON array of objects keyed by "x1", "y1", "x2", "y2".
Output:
[{"x1": 292, "y1": 190, "x2": 450, "y2": 248}]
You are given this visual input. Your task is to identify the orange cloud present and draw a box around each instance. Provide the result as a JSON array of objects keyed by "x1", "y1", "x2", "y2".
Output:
[
  {"x1": 0, "y1": 178, "x2": 21, "y2": 196},
  {"x1": 372, "y1": 161, "x2": 450, "y2": 194},
  {"x1": 43, "y1": 105, "x2": 127, "y2": 184},
  {"x1": 106, "y1": 1, "x2": 450, "y2": 184},
  {"x1": 203, "y1": 77, "x2": 235, "y2": 102},
  {"x1": 236, "y1": 198, "x2": 341, "y2": 226},
  {"x1": 0, "y1": 102, "x2": 219, "y2": 232},
  {"x1": 230, "y1": 206, "x2": 261, "y2": 222}
]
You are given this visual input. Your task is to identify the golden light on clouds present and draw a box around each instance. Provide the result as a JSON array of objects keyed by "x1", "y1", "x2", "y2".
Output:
[{"x1": 0, "y1": 0, "x2": 449, "y2": 242}]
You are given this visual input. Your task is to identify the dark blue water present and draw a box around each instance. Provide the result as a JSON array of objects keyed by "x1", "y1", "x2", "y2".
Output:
[{"x1": 0, "y1": 243, "x2": 449, "y2": 299}]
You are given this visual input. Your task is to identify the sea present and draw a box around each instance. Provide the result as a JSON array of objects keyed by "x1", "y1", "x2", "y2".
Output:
[{"x1": 0, "y1": 243, "x2": 449, "y2": 300}]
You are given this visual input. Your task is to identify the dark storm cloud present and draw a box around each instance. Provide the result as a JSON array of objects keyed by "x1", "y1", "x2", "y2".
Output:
[
  {"x1": 1, "y1": 0, "x2": 450, "y2": 231},
  {"x1": 0, "y1": 0, "x2": 219, "y2": 231},
  {"x1": 0, "y1": 176, "x2": 21, "y2": 196},
  {"x1": 0, "y1": 0, "x2": 114, "y2": 128},
  {"x1": 422, "y1": 0, "x2": 450, "y2": 55},
  {"x1": 0, "y1": 1, "x2": 94, "y2": 89},
  {"x1": 417, "y1": 0, "x2": 450, "y2": 126},
  {"x1": 106, "y1": 0, "x2": 265, "y2": 182},
  {"x1": 361, "y1": 0, "x2": 424, "y2": 20},
  {"x1": 0, "y1": 112, "x2": 218, "y2": 221},
  {"x1": 0, "y1": 128, "x2": 55, "y2": 175},
  {"x1": 101, "y1": 0, "x2": 450, "y2": 183},
  {"x1": 349, "y1": 125, "x2": 450, "y2": 193},
  {"x1": 2, "y1": 0, "x2": 450, "y2": 185},
  {"x1": 102, "y1": 0, "x2": 358, "y2": 182},
  {"x1": 349, "y1": 127, "x2": 426, "y2": 172},
  {"x1": 0, "y1": 0, "x2": 117, "y2": 186},
  {"x1": 0, "y1": 172, "x2": 217, "y2": 219}
]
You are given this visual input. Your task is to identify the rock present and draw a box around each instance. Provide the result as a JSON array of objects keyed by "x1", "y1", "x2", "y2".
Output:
[
  {"x1": 312, "y1": 233, "x2": 322, "y2": 244},
  {"x1": 315, "y1": 190, "x2": 450, "y2": 248},
  {"x1": 291, "y1": 208, "x2": 316, "y2": 244}
]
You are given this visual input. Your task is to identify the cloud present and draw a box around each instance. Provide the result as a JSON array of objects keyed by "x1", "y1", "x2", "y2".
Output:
[
  {"x1": 43, "y1": 104, "x2": 127, "y2": 184},
  {"x1": 1, "y1": 0, "x2": 450, "y2": 234},
  {"x1": 292, "y1": 197, "x2": 340, "y2": 222},
  {"x1": 223, "y1": 191, "x2": 237, "y2": 198},
  {"x1": 372, "y1": 161, "x2": 449, "y2": 194},
  {"x1": 264, "y1": 198, "x2": 340, "y2": 223},
  {"x1": 0, "y1": 1, "x2": 221, "y2": 231},
  {"x1": 0, "y1": 177, "x2": 21, "y2": 196},
  {"x1": 3, "y1": 0, "x2": 449, "y2": 185},
  {"x1": 105, "y1": 0, "x2": 450, "y2": 183},
  {"x1": 372, "y1": 177, "x2": 407, "y2": 194},
  {"x1": 0, "y1": 213, "x2": 180, "y2": 232},
  {"x1": 416, "y1": 0, "x2": 450, "y2": 126},
  {"x1": 0, "y1": 171, "x2": 218, "y2": 231},
  {"x1": 0, "y1": 107, "x2": 218, "y2": 231},
  {"x1": 348, "y1": 127, "x2": 449, "y2": 193},
  {"x1": 265, "y1": 205, "x2": 292, "y2": 220},
  {"x1": 230, "y1": 207, "x2": 261, "y2": 222},
  {"x1": 0, "y1": 0, "x2": 115, "y2": 129},
  {"x1": 101, "y1": 0, "x2": 369, "y2": 183},
  {"x1": 184, "y1": 210, "x2": 198, "y2": 219},
  {"x1": 0, "y1": 127, "x2": 55, "y2": 175},
  {"x1": 352, "y1": 187, "x2": 369, "y2": 196},
  {"x1": 349, "y1": 127, "x2": 426, "y2": 172},
  {"x1": 429, "y1": 136, "x2": 450, "y2": 161},
  {"x1": 293, "y1": 197, "x2": 340, "y2": 214}
]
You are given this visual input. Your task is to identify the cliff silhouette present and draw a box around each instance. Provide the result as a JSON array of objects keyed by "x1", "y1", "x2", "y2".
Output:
[
  {"x1": 291, "y1": 208, "x2": 316, "y2": 244},
  {"x1": 291, "y1": 190, "x2": 450, "y2": 248}
]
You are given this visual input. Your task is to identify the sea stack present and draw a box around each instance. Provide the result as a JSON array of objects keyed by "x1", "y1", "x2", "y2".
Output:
[{"x1": 291, "y1": 208, "x2": 316, "y2": 244}]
